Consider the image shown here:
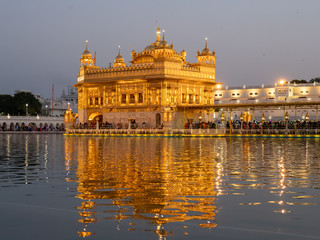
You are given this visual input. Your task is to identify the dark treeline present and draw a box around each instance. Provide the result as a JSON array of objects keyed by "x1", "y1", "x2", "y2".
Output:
[
  {"x1": 290, "y1": 77, "x2": 320, "y2": 84},
  {"x1": 0, "y1": 92, "x2": 42, "y2": 116}
]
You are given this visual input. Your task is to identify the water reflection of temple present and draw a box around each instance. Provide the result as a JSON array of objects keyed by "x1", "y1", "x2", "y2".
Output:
[
  {"x1": 64, "y1": 137, "x2": 217, "y2": 238},
  {"x1": 64, "y1": 136, "x2": 320, "y2": 238}
]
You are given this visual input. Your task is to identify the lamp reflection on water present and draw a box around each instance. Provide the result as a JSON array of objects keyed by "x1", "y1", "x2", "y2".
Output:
[
  {"x1": 64, "y1": 137, "x2": 218, "y2": 237},
  {"x1": 62, "y1": 136, "x2": 320, "y2": 239}
]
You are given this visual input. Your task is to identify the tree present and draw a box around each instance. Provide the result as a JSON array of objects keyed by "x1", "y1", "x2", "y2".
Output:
[
  {"x1": 309, "y1": 77, "x2": 320, "y2": 83},
  {"x1": 0, "y1": 95, "x2": 14, "y2": 115},
  {"x1": 13, "y1": 92, "x2": 42, "y2": 116},
  {"x1": 290, "y1": 79, "x2": 307, "y2": 84}
]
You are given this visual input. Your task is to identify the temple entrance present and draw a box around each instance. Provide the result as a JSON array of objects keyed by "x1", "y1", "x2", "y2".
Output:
[{"x1": 88, "y1": 112, "x2": 103, "y2": 123}]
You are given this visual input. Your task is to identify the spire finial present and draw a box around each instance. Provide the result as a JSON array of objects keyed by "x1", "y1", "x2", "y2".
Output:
[
  {"x1": 118, "y1": 45, "x2": 121, "y2": 55},
  {"x1": 205, "y1": 37, "x2": 208, "y2": 48},
  {"x1": 162, "y1": 30, "x2": 165, "y2": 41},
  {"x1": 85, "y1": 40, "x2": 88, "y2": 50},
  {"x1": 156, "y1": 27, "x2": 161, "y2": 41}
]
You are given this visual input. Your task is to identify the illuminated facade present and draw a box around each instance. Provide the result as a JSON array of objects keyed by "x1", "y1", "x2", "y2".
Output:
[
  {"x1": 74, "y1": 28, "x2": 217, "y2": 128},
  {"x1": 214, "y1": 82, "x2": 320, "y2": 121}
]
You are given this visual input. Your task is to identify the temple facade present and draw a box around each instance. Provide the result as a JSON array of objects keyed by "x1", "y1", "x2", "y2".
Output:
[{"x1": 74, "y1": 28, "x2": 218, "y2": 129}]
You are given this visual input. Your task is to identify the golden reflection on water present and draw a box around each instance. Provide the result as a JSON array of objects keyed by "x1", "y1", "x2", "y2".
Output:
[
  {"x1": 63, "y1": 137, "x2": 320, "y2": 238},
  {"x1": 65, "y1": 137, "x2": 218, "y2": 237}
]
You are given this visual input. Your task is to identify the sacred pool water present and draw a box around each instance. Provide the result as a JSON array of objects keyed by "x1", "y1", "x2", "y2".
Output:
[{"x1": 0, "y1": 134, "x2": 319, "y2": 240}]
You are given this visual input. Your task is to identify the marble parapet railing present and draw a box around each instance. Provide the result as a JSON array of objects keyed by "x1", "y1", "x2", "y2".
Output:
[
  {"x1": 0, "y1": 116, "x2": 64, "y2": 127},
  {"x1": 65, "y1": 128, "x2": 226, "y2": 135},
  {"x1": 83, "y1": 63, "x2": 212, "y2": 81},
  {"x1": 65, "y1": 127, "x2": 320, "y2": 136}
]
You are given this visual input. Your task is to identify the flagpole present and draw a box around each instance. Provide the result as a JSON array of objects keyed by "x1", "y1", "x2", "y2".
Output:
[{"x1": 52, "y1": 84, "x2": 54, "y2": 117}]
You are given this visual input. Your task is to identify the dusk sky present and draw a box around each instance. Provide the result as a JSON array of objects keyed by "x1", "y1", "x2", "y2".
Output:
[{"x1": 1, "y1": 0, "x2": 320, "y2": 98}]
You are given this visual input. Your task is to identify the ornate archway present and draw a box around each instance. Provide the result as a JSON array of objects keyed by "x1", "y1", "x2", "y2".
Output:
[{"x1": 88, "y1": 112, "x2": 103, "y2": 123}]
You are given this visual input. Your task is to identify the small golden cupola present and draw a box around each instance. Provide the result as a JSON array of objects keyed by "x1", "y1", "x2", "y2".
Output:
[
  {"x1": 196, "y1": 38, "x2": 215, "y2": 65},
  {"x1": 131, "y1": 46, "x2": 136, "y2": 60},
  {"x1": 113, "y1": 46, "x2": 126, "y2": 68},
  {"x1": 157, "y1": 30, "x2": 170, "y2": 49},
  {"x1": 181, "y1": 47, "x2": 187, "y2": 61},
  {"x1": 80, "y1": 40, "x2": 94, "y2": 67}
]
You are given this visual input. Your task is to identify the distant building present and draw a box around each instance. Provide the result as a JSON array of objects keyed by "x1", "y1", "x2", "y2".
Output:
[
  {"x1": 214, "y1": 81, "x2": 320, "y2": 121},
  {"x1": 40, "y1": 87, "x2": 78, "y2": 117},
  {"x1": 14, "y1": 87, "x2": 78, "y2": 117}
]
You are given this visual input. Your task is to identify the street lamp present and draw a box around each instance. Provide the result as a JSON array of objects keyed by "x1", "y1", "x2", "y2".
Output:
[
  {"x1": 279, "y1": 79, "x2": 287, "y2": 85},
  {"x1": 221, "y1": 112, "x2": 225, "y2": 124},
  {"x1": 284, "y1": 111, "x2": 289, "y2": 134},
  {"x1": 198, "y1": 115, "x2": 203, "y2": 133},
  {"x1": 128, "y1": 118, "x2": 131, "y2": 129},
  {"x1": 305, "y1": 112, "x2": 309, "y2": 130},
  {"x1": 305, "y1": 112, "x2": 310, "y2": 122},
  {"x1": 261, "y1": 113, "x2": 265, "y2": 135},
  {"x1": 240, "y1": 112, "x2": 244, "y2": 133},
  {"x1": 284, "y1": 111, "x2": 289, "y2": 121},
  {"x1": 95, "y1": 117, "x2": 99, "y2": 130},
  {"x1": 221, "y1": 112, "x2": 225, "y2": 133},
  {"x1": 45, "y1": 105, "x2": 48, "y2": 116},
  {"x1": 25, "y1": 104, "x2": 28, "y2": 116}
]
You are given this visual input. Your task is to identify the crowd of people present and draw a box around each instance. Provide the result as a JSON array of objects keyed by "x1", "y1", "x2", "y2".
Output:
[
  {"x1": 73, "y1": 120, "x2": 150, "y2": 130},
  {"x1": 69, "y1": 119, "x2": 320, "y2": 131},
  {"x1": 0, "y1": 123, "x2": 65, "y2": 132},
  {"x1": 185, "y1": 120, "x2": 320, "y2": 130}
]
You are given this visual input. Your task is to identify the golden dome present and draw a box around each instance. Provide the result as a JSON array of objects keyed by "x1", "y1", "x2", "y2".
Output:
[
  {"x1": 181, "y1": 48, "x2": 187, "y2": 59},
  {"x1": 132, "y1": 28, "x2": 186, "y2": 64},
  {"x1": 131, "y1": 46, "x2": 136, "y2": 54},
  {"x1": 201, "y1": 47, "x2": 211, "y2": 55},
  {"x1": 200, "y1": 38, "x2": 212, "y2": 55},
  {"x1": 158, "y1": 39, "x2": 169, "y2": 49},
  {"x1": 82, "y1": 49, "x2": 91, "y2": 56},
  {"x1": 157, "y1": 30, "x2": 170, "y2": 49},
  {"x1": 115, "y1": 53, "x2": 123, "y2": 60},
  {"x1": 82, "y1": 40, "x2": 92, "y2": 57},
  {"x1": 143, "y1": 43, "x2": 156, "y2": 52},
  {"x1": 115, "y1": 46, "x2": 124, "y2": 60}
]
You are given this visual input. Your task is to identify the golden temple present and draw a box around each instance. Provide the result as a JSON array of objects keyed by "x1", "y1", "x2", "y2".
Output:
[{"x1": 74, "y1": 28, "x2": 218, "y2": 129}]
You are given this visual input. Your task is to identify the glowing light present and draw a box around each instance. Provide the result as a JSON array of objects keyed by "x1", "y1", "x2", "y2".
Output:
[
  {"x1": 279, "y1": 79, "x2": 286, "y2": 85},
  {"x1": 216, "y1": 84, "x2": 221, "y2": 89}
]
